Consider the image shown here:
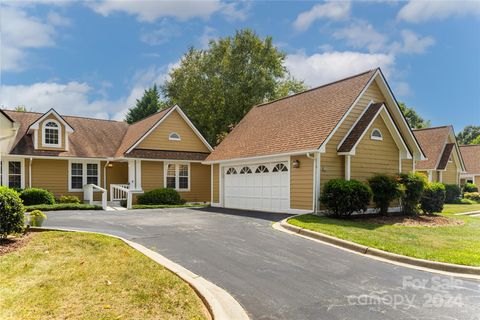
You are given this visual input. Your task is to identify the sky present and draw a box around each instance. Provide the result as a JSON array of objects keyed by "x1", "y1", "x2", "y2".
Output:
[{"x1": 1, "y1": 0, "x2": 479, "y2": 132}]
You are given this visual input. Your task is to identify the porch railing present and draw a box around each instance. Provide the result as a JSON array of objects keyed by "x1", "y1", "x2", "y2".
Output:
[
  {"x1": 83, "y1": 184, "x2": 107, "y2": 210},
  {"x1": 110, "y1": 184, "x2": 133, "y2": 209}
]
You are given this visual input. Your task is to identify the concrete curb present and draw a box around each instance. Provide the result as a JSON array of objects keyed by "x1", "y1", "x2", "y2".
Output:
[
  {"x1": 276, "y1": 218, "x2": 480, "y2": 279},
  {"x1": 30, "y1": 227, "x2": 250, "y2": 320}
]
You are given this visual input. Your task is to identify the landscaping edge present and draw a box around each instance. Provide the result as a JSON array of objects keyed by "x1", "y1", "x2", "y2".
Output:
[
  {"x1": 29, "y1": 227, "x2": 250, "y2": 320},
  {"x1": 274, "y1": 217, "x2": 480, "y2": 279}
]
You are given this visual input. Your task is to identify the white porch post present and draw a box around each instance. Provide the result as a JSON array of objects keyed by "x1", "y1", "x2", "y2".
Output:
[
  {"x1": 439, "y1": 171, "x2": 443, "y2": 183},
  {"x1": 345, "y1": 155, "x2": 351, "y2": 180},
  {"x1": 128, "y1": 159, "x2": 135, "y2": 189},
  {"x1": 135, "y1": 160, "x2": 142, "y2": 190},
  {"x1": 315, "y1": 153, "x2": 321, "y2": 213},
  {"x1": 428, "y1": 171, "x2": 433, "y2": 182}
]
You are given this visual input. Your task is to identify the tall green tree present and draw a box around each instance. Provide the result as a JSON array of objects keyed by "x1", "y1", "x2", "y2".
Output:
[
  {"x1": 162, "y1": 29, "x2": 307, "y2": 145},
  {"x1": 14, "y1": 105, "x2": 29, "y2": 112},
  {"x1": 457, "y1": 125, "x2": 480, "y2": 145},
  {"x1": 399, "y1": 102, "x2": 430, "y2": 129},
  {"x1": 125, "y1": 84, "x2": 163, "y2": 124}
]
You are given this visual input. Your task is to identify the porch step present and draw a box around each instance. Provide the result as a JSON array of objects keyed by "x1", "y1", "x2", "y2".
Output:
[{"x1": 91, "y1": 201, "x2": 127, "y2": 211}]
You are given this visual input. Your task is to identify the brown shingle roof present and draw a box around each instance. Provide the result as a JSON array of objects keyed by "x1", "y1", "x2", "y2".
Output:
[
  {"x1": 437, "y1": 143, "x2": 454, "y2": 170},
  {"x1": 206, "y1": 69, "x2": 377, "y2": 161},
  {"x1": 338, "y1": 102, "x2": 383, "y2": 153},
  {"x1": 460, "y1": 145, "x2": 480, "y2": 174},
  {"x1": 412, "y1": 126, "x2": 451, "y2": 170},
  {"x1": 125, "y1": 149, "x2": 209, "y2": 161}
]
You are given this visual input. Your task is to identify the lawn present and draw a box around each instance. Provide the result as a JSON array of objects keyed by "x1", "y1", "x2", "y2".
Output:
[
  {"x1": 132, "y1": 203, "x2": 208, "y2": 209},
  {"x1": 288, "y1": 204, "x2": 480, "y2": 267},
  {"x1": 0, "y1": 231, "x2": 208, "y2": 320}
]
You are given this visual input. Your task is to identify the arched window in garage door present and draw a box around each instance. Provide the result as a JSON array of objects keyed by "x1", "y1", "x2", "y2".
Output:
[
  {"x1": 272, "y1": 163, "x2": 288, "y2": 172},
  {"x1": 239, "y1": 166, "x2": 252, "y2": 174},
  {"x1": 255, "y1": 165, "x2": 269, "y2": 173},
  {"x1": 226, "y1": 168, "x2": 237, "y2": 175}
]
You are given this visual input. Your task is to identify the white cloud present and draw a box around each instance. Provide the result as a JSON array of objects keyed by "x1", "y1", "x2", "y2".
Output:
[
  {"x1": 391, "y1": 30, "x2": 435, "y2": 54},
  {"x1": 293, "y1": 1, "x2": 350, "y2": 32},
  {"x1": 140, "y1": 24, "x2": 181, "y2": 46},
  {"x1": 285, "y1": 51, "x2": 394, "y2": 87},
  {"x1": 333, "y1": 20, "x2": 388, "y2": 53},
  {"x1": 46, "y1": 11, "x2": 71, "y2": 26},
  {"x1": 0, "y1": 5, "x2": 68, "y2": 72},
  {"x1": 394, "y1": 81, "x2": 412, "y2": 97},
  {"x1": 88, "y1": 0, "x2": 246, "y2": 22},
  {"x1": 398, "y1": 0, "x2": 480, "y2": 23},
  {"x1": 198, "y1": 26, "x2": 217, "y2": 48}
]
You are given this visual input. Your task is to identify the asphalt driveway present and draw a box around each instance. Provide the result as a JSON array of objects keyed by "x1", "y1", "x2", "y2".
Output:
[{"x1": 43, "y1": 207, "x2": 480, "y2": 320}]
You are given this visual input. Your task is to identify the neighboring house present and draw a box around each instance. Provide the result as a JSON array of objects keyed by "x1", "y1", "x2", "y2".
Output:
[
  {"x1": 459, "y1": 144, "x2": 480, "y2": 186},
  {"x1": 204, "y1": 68, "x2": 426, "y2": 213},
  {"x1": 412, "y1": 126, "x2": 465, "y2": 185},
  {"x1": 0, "y1": 106, "x2": 213, "y2": 206}
]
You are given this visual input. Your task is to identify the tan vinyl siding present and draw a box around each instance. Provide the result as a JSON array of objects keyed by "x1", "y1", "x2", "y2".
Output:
[
  {"x1": 137, "y1": 110, "x2": 209, "y2": 152},
  {"x1": 442, "y1": 160, "x2": 459, "y2": 185},
  {"x1": 212, "y1": 164, "x2": 219, "y2": 203},
  {"x1": 37, "y1": 114, "x2": 67, "y2": 151},
  {"x1": 350, "y1": 116, "x2": 399, "y2": 183},
  {"x1": 290, "y1": 155, "x2": 313, "y2": 210},
  {"x1": 401, "y1": 158, "x2": 414, "y2": 174},
  {"x1": 141, "y1": 161, "x2": 164, "y2": 192},
  {"x1": 180, "y1": 163, "x2": 210, "y2": 202},
  {"x1": 475, "y1": 176, "x2": 480, "y2": 187},
  {"x1": 105, "y1": 161, "x2": 128, "y2": 200},
  {"x1": 321, "y1": 81, "x2": 386, "y2": 187}
]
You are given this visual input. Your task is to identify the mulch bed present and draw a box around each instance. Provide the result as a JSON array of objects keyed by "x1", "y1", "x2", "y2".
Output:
[
  {"x1": 0, "y1": 233, "x2": 33, "y2": 256},
  {"x1": 360, "y1": 214, "x2": 464, "y2": 227}
]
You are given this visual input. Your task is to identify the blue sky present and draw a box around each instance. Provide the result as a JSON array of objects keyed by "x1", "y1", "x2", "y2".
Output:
[{"x1": 1, "y1": 0, "x2": 479, "y2": 132}]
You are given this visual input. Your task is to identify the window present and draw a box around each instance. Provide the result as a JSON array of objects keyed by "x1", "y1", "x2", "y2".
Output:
[
  {"x1": 272, "y1": 163, "x2": 288, "y2": 172},
  {"x1": 165, "y1": 163, "x2": 189, "y2": 191},
  {"x1": 169, "y1": 132, "x2": 181, "y2": 141},
  {"x1": 226, "y1": 168, "x2": 237, "y2": 175},
  {"x1": 255, "y1": 165, "x2": 269, "y2": 173},
  {"x1": 239, "y1": 166, "x2": 252, "y2": 174},
  {"x1": 8, "y1": 161, "x2": 22, "y2": 189},
  {"x1": 42, "y1": 120, "x2": 61, "y2": 147},
  {"x1": 371, "y1": 128, "x2": 383, "y2": 141},
  {"x1": 69, "y1": 161, "x2": 100, "y2": 191}
]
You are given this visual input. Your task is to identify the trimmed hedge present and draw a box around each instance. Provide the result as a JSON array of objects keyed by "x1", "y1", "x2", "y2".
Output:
[
  {"x1": 137, "y1": 188, "x2": 184, "y2": 205},
  {"x1": 397, "y1": 172, "x2": 426, "y2": 215},
  {"x1": 368, "y1": 174, "x2": 400, "y2": 215},
  {"x1": 464, "y1": 192, "x2": 480, "y2": 202},
  {"x1": 25, "y1": 203, "x2": 102, "y2": 212},
  {"x1": 132, "y1": 204, "x2": 208, "y2": 209},
  {"x1": 58, "y1": 195, "x2": 81, "y2": 204},
  {"x1": 463, "y1": 183, "x2": 478, "y2": 193},
  {"x1": 444, "y1": 184, "x2": 462, "y2": 203},
  {"x1": 20, "y1": 188, "x2": 55, "y2": 206},
  {"x1": 0, "y1": 186, "x2": 25, "y2": 238},
  {"x1": 320, "y1": 179, "x2": 372, "y2": 217},
  {"x1": 420, "y1": 182, "x2": 446, "y2": 214}
]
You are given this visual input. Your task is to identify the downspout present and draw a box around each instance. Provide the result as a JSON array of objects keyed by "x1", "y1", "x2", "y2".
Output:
[
  {"x1": 306, "y1": 152, "x2": 320, "y2": 214},
  {"x1": 103, "y1": 161, "x2": 110, "y2": 190},
  {"x1": 29, "y1": 157, "x2": 33, "y2": 188}
]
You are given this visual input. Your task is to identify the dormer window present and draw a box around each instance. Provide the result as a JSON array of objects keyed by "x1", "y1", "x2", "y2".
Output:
[
  {"x1": 371, "y1": 128, "x2": 383, "y2": 141},
  {"x1": 42, "y1": 120, "x2": 61, "y2": 147},
  {"x1": 169, "y1": 132, "x2": 181, "y2": 141}
]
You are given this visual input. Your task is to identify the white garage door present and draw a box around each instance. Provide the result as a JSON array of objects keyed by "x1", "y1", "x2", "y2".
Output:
[{"x1": 223, "y1": 162, "x2": 290, "y2": 212}]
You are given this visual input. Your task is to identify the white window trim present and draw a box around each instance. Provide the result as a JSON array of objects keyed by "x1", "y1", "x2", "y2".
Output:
[
  {"x1": 370, "y1": 128, "x2": 383, "y2": 141},
  {"x1": 68, "y1": 160, "x2": 101, "y2": 192},
  {"x1": 42, "y1": 119, "x2": 62, "y2": 148},
  {"x1": 164, "y1": 162, "x2": 190, "y2": 192},
  {"x1": 1, "y1": 158, "x2": 25, "y2": 189},
  {"x1": 169, "y1": 132, "x2": 181, "y2": 141}
]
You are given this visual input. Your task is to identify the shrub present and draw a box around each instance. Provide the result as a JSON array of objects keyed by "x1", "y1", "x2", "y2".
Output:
[
  {"x1": 463, "y1": 183, "x2": 478, "y2": 193},
  {"x1": 420, "y1": 183, "x2": 446, "y2": 214},
  {"x1": 464, "y1": 192, "x2": 480, "y2": 202},
  {"x1": 25, "y1": 203, "x2": 102, "y2": 211},
  {"x1": 29, "y1": 210, "x2": 47, "y2": 227},
  {"x1": 320, "y1": 179, "x2": 372, "y2": 217},
  {"x1": 397, "y1": 172, "x2": 426, "y2": 215},
  {"x1": 58, "y1": 195, "x2": 81, "y2": 204},
  {"x1": 137, "y1": 188, "x2": 184, "y2": 205},
  {"x1": 20, "y1": 188, "x2": 55, "y2": 206},
  {"x1": 368, "y1": 174, "x2": 401, "y2": 215},
  {"x1": 444, "y1": 184, "x2": 462, "y2": 203},
  {"x1": 0, "y1": 187, "x2": 25, "y2": 239}
]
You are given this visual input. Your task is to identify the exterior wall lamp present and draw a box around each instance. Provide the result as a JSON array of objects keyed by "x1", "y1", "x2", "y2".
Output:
[{"x1": 293, "y1": 160, "x2": 300, "y2": 168}]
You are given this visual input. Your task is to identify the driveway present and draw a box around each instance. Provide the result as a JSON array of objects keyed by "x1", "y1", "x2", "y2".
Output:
[{"x1": 44, "y1": 208, "x2": 480, "y2": 320}]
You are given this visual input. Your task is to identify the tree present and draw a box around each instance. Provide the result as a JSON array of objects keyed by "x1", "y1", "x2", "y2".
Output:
[
  {"x1": 162, "y1": 29, "x2": 307, "y2": 145},
  {"x1": 457, "y1": 125, "x2": 480, "y2": 145},
  {"x1": 125, "y1": 85, "x2": 163, "y2": 124},
  {"x1": 398, "y1": 102, "x2": 430, "y2": 129},
  {"x1": 14, "y1": 105, "x2": 29, "y2": 112}
]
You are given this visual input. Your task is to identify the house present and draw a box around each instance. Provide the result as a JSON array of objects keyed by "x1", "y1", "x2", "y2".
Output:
[
  {"x1": 459, "y1": 144, "x2": 480, "y2": 186},
  {"x1": 204, "y1": 68, "x2": 426, "y2": 213},
  {"x1": 412, "y1": 126, "x2": 465, "y2": 185},
  {"x1": 0, "y1": 106, "x2": 213, "y2": 208}
]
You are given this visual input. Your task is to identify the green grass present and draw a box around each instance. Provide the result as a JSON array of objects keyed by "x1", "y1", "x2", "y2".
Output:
[
  {"x1": 132, "y1": 204, "x2": 208, "y2": 209},
  {"x1": 0, "y1": 231, "x2": 208, "y2": 320},
  {"x1": 25, "y1": 203, "x2": 102, "y2": 212},
  {"x1": 288, "y1": 204, "x2": 480, "y2": 266}
]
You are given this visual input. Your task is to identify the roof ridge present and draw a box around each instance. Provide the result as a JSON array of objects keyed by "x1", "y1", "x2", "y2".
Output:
[
  {"x1": 128, "y1": 106, "x2": 173, "y2": 127},
  {"x1": 2, "y1": 108, "x2": 125, "y2": 123},
  {"x1": 254, "y1": 68, "x2": 378, "y2": 109},
  {"x1": 412, "y1": 125, "x2": 451, "y2": 131},
  {"x1": 460, "y1": 144, "x2": 480, "y2": 147}
]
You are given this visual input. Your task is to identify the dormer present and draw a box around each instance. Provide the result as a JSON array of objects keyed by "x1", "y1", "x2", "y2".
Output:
[{"x1": 28, "y1": 109, "x2": 74, "y2": 151}]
